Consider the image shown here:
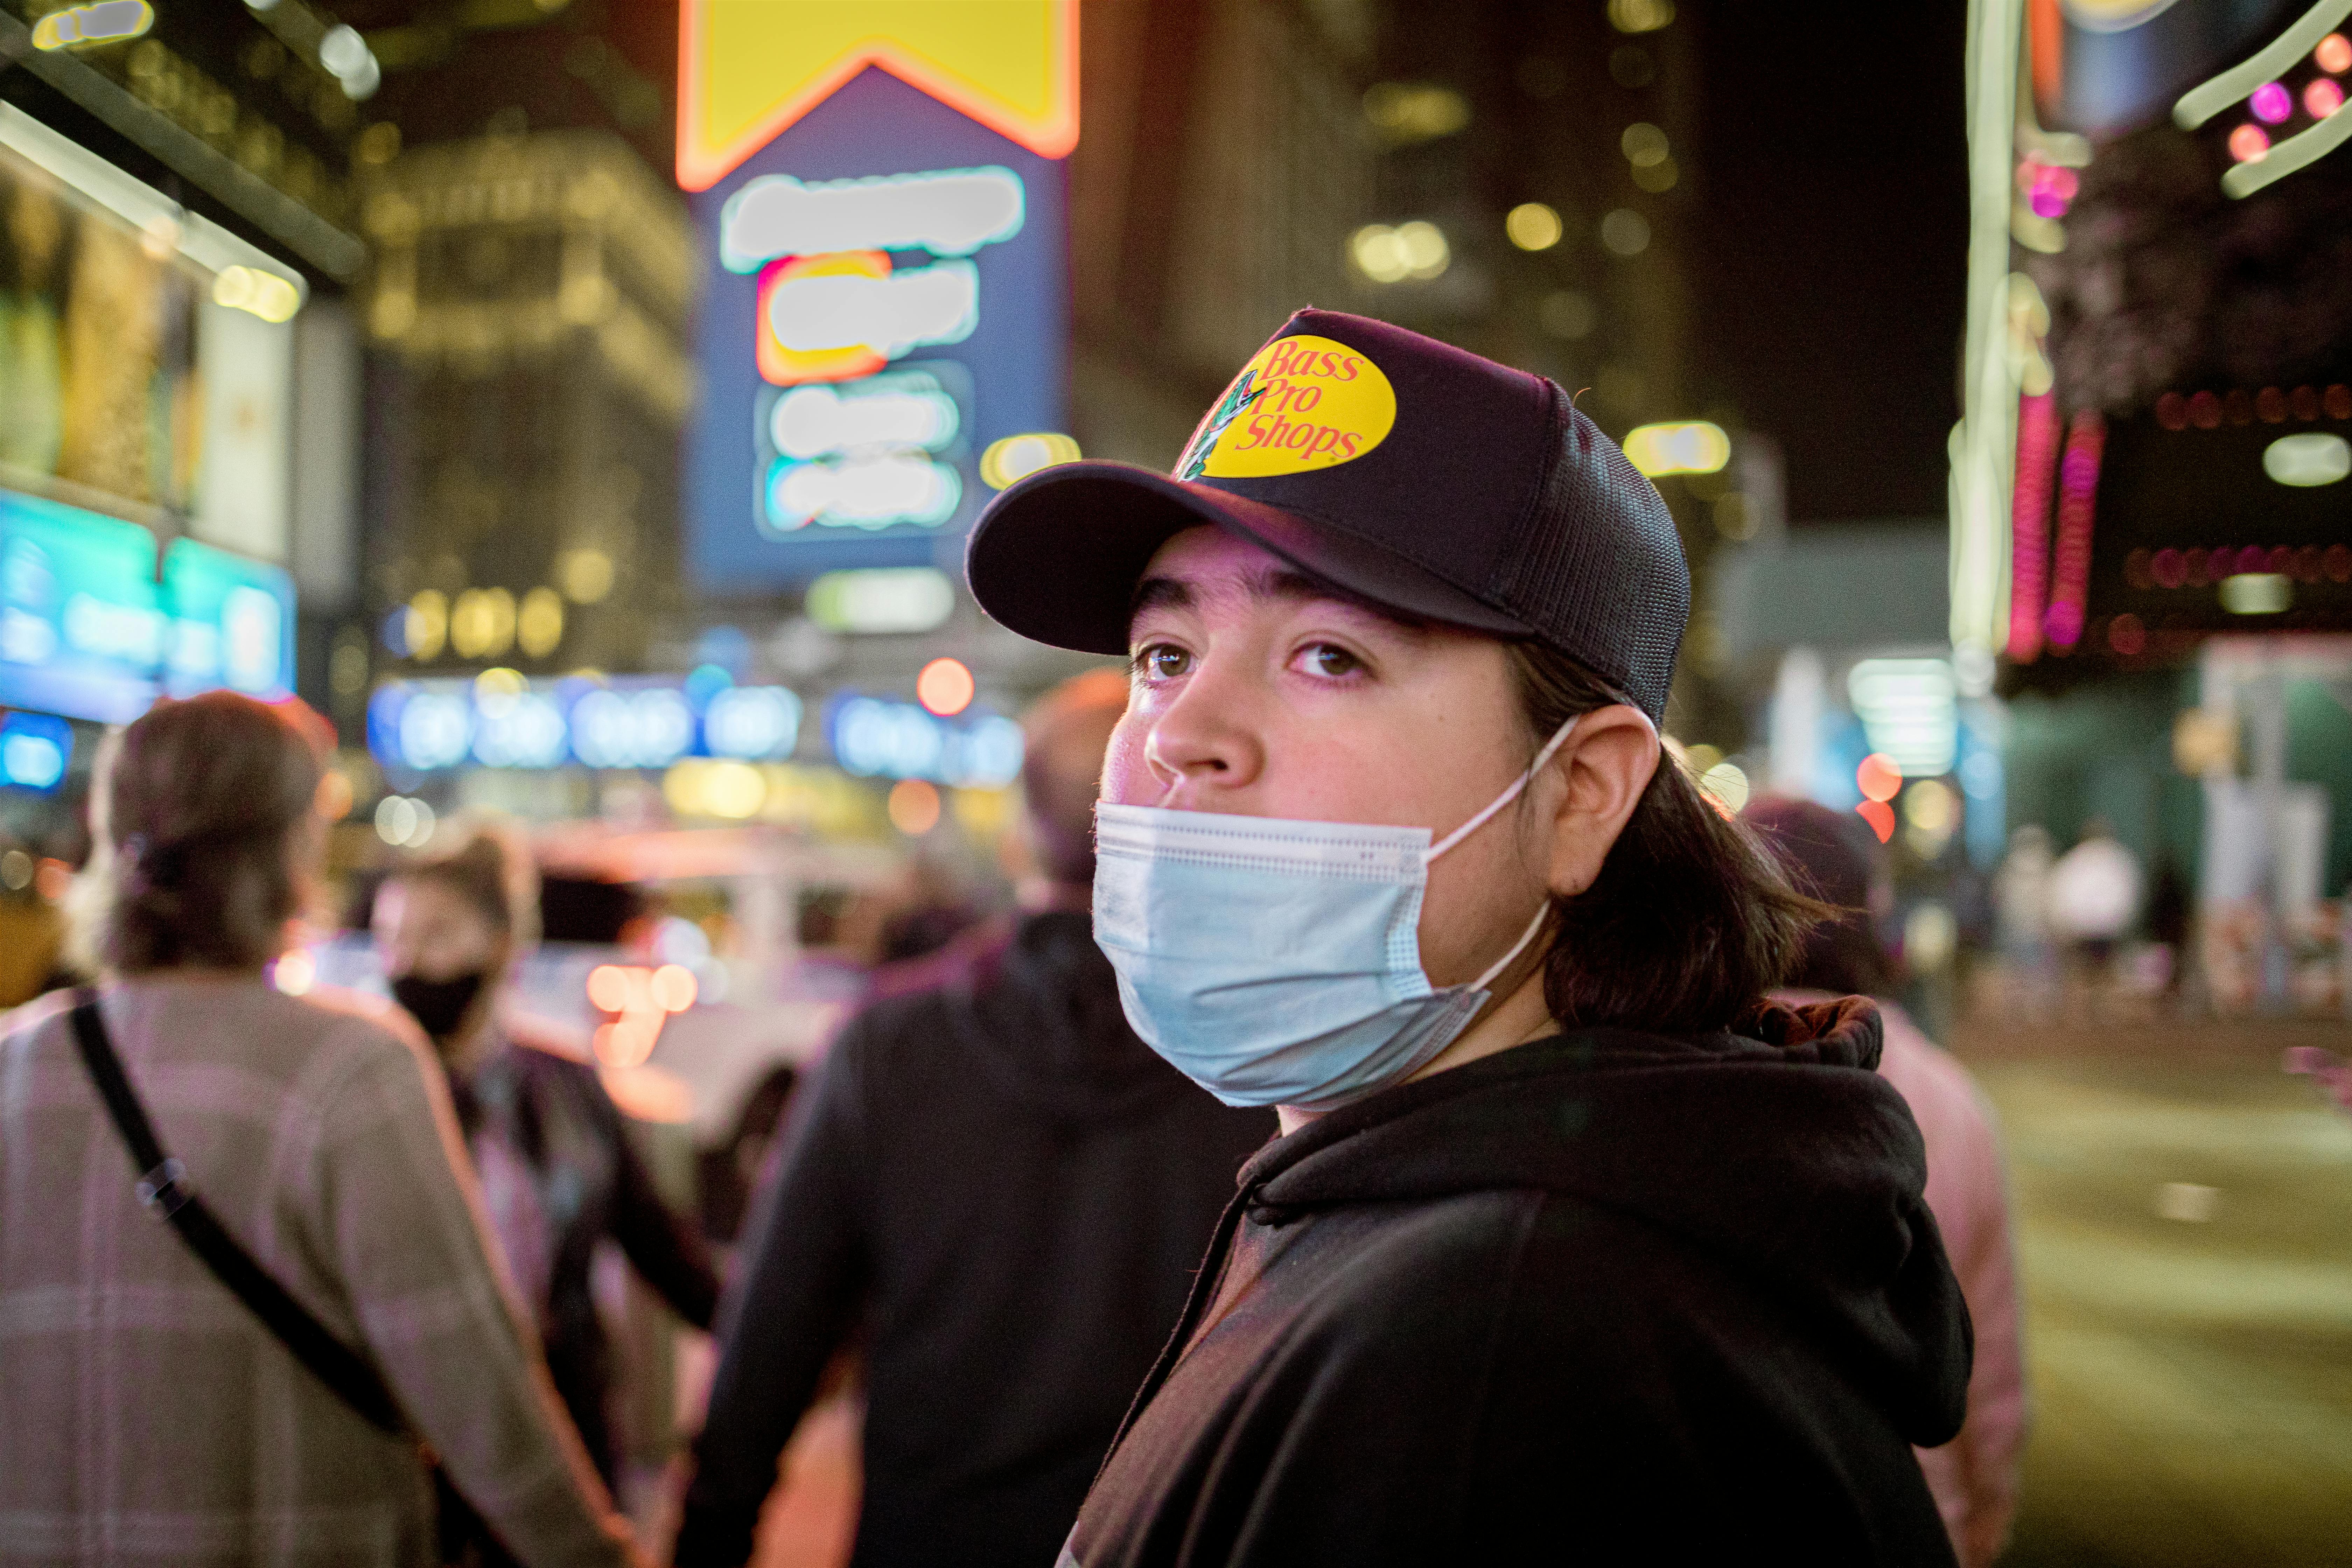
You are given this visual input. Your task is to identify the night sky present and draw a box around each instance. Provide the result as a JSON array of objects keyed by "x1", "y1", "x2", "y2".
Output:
[{"x1": 1691, "y1": 5, "x2": 1971, "y2": 525}]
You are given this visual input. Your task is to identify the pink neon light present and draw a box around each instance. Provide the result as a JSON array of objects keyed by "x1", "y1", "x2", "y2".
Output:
[
  {"x1": 2043, "y1": 411, "x2": 2106, "y2": 650},
  {"x1": 2009, "y1": 391, "x2": 2059, "y2": 662}
]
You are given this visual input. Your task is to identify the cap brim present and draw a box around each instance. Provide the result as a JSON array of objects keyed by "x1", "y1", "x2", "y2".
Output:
[{"x1": 965, "y1": 461, "x2": 1534, "y2": 654}]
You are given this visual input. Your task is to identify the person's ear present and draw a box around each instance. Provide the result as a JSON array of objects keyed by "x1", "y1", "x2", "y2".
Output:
[{"x1": 1538, "y1": 706, "x2": 1659, "y2": 898}]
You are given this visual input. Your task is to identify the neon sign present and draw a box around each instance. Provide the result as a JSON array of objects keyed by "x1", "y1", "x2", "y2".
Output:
[
  {"x1": 678, "y1": 1, "x2": 1078, "y2": 190},
  {"x1": 683, "y1": 12, "x2": 1070, "y2": 585},
  {"x1": 756, "y1": 361, "x2": 972, "y2": 539},
  {"x1": 758, "y1": 252, "x2": 980, "y2": 385},
  {"x1": 721, "y1": 166, "x2": 1026, "y2": 272}
]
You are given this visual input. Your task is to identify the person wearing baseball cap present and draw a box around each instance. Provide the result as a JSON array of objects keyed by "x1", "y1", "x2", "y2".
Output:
[{"x1": 967, "y1": 309, "x2": 1970, "y2": 1564}]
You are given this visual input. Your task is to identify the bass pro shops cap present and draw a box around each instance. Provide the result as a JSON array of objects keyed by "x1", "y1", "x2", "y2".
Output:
[{"x1": 964, "y1": 307, "x2": 1690, "y2": 722}]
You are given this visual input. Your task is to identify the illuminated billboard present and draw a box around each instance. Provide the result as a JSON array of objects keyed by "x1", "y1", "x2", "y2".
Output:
[
  {"x1": 681, "y1": 4, "x2": 1076, "y2": 589},
  {"x1": 161, "y1": 538, "x2": 294, "y2": 700},
  {"x1": 0, "y1": 488, "x2": 161, "y2": 724}
]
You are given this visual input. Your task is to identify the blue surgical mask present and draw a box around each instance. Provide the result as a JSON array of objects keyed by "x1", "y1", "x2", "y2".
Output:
[{"x1": 1093, "y1": 718, "x2": 1578, "y2": 1111}]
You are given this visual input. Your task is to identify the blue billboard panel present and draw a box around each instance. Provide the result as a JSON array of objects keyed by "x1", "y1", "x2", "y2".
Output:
[
  {"x1": 161, "y1": 538, "x2": 295, "y2": 700},
  {"x1": 0, "y1": 488, "x2": 161, "y2": 724},
  {"x1": 686, "y1": 67, "x2": 1068, "y2": 590}
]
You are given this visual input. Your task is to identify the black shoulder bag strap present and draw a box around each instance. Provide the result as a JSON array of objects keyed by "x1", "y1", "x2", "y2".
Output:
[
  {"x1": 68, "y1": 990, "x2": 512, "y2": 1566},
  {"x1": 65, "y1": 989, "x2": 408, "y2": 1435}
]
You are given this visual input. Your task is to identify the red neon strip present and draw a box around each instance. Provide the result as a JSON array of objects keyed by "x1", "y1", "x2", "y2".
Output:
[
  {"x1": 2042, "y1": 410, "x2": 2106, "y2": 650},
  {"x1": 2008, "y1": 391, "x2": 2058, "y2": 662}
]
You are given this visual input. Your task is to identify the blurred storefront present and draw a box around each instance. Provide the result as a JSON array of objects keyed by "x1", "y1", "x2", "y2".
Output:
[
  {"x1": 1944, "y1": 0, "x2": 2352, "y2": 1017},
  {"x1": 1, "y1": 0, "x2": 365, "y2": 1000}
]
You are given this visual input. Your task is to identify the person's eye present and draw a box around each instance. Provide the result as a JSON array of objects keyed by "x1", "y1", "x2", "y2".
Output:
[
  {"x1": 1134, "y1": 643, "x2": 1193, "y2": 681},
  {"x1": 1295, "y1": 642, "x2": 1363, "y2": 679}
]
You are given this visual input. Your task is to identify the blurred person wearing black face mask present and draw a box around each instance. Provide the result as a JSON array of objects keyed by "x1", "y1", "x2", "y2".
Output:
[
  {"x1": 675, "y1": 670, "x2": 1275, "y2": 1568},
  {"x1": 373, "y1": 825, "x2": 720, "y2": 1494}
]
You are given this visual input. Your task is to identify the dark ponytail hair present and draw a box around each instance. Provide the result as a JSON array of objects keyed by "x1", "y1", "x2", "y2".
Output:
[{"x1": 1507, "y1": 642, "x2": 1825, "y2": 1033}]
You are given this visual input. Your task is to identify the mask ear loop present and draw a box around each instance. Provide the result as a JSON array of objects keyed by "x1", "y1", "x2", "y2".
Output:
[
  {"x1": 1471, "y1": 900, "x2": 1552, "y2": 991},
  {"x1": 1424, "y1": 714, "x2": 1583, "y2": 863}
]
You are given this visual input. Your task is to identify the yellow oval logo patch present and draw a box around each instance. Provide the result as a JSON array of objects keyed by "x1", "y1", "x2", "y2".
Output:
[{"x1": 1175, "y1": 335, "x2": 1397, "y2": 480}]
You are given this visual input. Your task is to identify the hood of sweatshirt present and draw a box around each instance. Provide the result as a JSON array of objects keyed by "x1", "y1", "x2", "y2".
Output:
[
  {"x1": 940, "y1": 909, "x2": 1211, "y2": 1127},
  {"x1": 1237, "y1": 996, "x2": 1970, "y2": 1446}
]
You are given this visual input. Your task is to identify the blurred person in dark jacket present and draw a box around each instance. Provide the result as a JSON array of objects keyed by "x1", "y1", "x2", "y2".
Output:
[
  {"x1": 1745, "y1": 797, "x2": 2028, "y2": 1568},
  {"x1": 373, "y1": 825, "x2": 721, "y2": 1489},
  {"x1": 674, "y1": 670, "x2": 1276, "y2": 1568}
]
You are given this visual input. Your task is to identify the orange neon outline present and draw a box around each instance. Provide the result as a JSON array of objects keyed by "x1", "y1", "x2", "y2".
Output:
[{"x1": 677, "y1": 1, "x2": 1079, "y2": 192}]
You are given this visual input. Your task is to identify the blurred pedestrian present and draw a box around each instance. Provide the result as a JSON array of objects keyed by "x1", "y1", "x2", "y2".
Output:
[
  {"x1": 2049, "y1": 817, "x2": 2142, "y2": 1011},
  {"x1": 373, "y1": 824, "x2": 720, "y2": 1494},
  {"x1": 0, "y1": 691, "x2": 640, "y2": 1567},
  {"x1": 675, "y1": 669, "x2": 1275, "y2": 1568},
  {"x1": 957, "y1": 309, "x2": 1969, "y2": 1563},
  {"x1": 1746, "y1": 797, "x2": 2029, "y2": 1568}
]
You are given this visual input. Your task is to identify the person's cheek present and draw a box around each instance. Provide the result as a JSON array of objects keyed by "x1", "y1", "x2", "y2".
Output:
[{"x1": 1097, "y1": 715, "x2": 1156, "y2": 807}]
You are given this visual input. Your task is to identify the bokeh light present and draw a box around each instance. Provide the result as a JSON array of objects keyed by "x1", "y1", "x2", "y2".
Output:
[
  {"x1": 1505, "y1": 202, "x2": 1563, "y2": 251},
  {"x1": 1856, "y1": 752, "x2": 1902, "y2": 804},
  {"x1": 2318, "y1": 32, "x2": 2352, "y2": 74},
  {"x1": 587, "y1": 964, "x2": 635, "y2": 1014},
  {"x1": 888, "y1": 777, "x2": 943, "y2": 835},
  {"x1": 2229, "y1": 123, "x2": 2271, "y2": 162},
  {"x1": 1350, "y1": 221, "x2": 1450, "y2": 283},
  {"x1": 272, "y1": 949, "x2": 316, "y2": 996},
  {"x1": 1856, "y1": 799, "x2": 1895, "y2": 844},
  {"x1": 2306, "y1": 78, "x2": 2344, "y2": 119},
  {"x1": 2108, "y1": 613, "x2": 2147, "y2": 656},
  {"x1": 916, "y1": 656, "x2": 975, "y2": 716},
  {"x1": 650, "y1": 964, "x2": 699, "y2": 1013},
  {"x1": 2249, "y1": 82, "x2": 2292, "y2": 124}
]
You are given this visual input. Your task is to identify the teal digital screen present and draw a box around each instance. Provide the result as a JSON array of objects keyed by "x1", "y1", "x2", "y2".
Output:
[
  {"x1": 161, "y1": 538, "x2": 294, "y2": 700},
  {"x1": 0, "y1": 488, "x2": 161, "y2": 723}
]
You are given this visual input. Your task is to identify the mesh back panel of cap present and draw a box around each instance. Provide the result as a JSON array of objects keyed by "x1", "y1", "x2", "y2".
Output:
[{"x1": 1484, "y1": 389, "x2": 1689, "y2": 721}]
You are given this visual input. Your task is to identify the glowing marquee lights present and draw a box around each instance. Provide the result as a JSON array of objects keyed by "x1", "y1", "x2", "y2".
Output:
[
  {"x1": 369, "y1": 674, "x2": 804, "y2": 773},
  {"x1": 827, "y1": 694, "x2": 1023, "y2": 788}
]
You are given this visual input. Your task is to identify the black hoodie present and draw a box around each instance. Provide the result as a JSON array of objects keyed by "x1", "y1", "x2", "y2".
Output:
[
  {"x1": 677, "y1": 911, "x2": 1275, "y2": 1568},
  {"x1": 1062, "y1": 997, "x2": 1971, "y2": 1567}
]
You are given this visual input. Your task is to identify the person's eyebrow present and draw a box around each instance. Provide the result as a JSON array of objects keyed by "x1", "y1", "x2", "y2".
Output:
[
  {"x1": 1255, "y1": 566, "x2": 1429, "y2": 633},
  {"x1": 1130, "y1": 575, "x2": 1193, "y2": 618}
]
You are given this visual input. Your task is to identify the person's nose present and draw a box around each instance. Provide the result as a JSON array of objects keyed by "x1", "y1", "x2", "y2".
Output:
[{"x1": 1143, "y1": 658, "x2": 1265, "y2": 805}]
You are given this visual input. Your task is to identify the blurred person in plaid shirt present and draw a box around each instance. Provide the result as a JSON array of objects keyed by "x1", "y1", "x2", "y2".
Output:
[{"x1": 0, "y1": 692, "x2": 644, "y2": 1568}]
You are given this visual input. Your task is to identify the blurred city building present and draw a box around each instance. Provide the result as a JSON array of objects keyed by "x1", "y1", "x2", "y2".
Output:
[
  {"x1": 359, "y1": 127, "x2": 696, "y2": 688},
  {"x1": 1, "y1": 0, "x2": 364, "y2": 912}
]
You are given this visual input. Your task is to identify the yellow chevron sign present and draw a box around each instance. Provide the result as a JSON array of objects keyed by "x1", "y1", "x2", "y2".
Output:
[{"x1": 678, "y1": 0, "x2": 1079, "y2": 191}]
